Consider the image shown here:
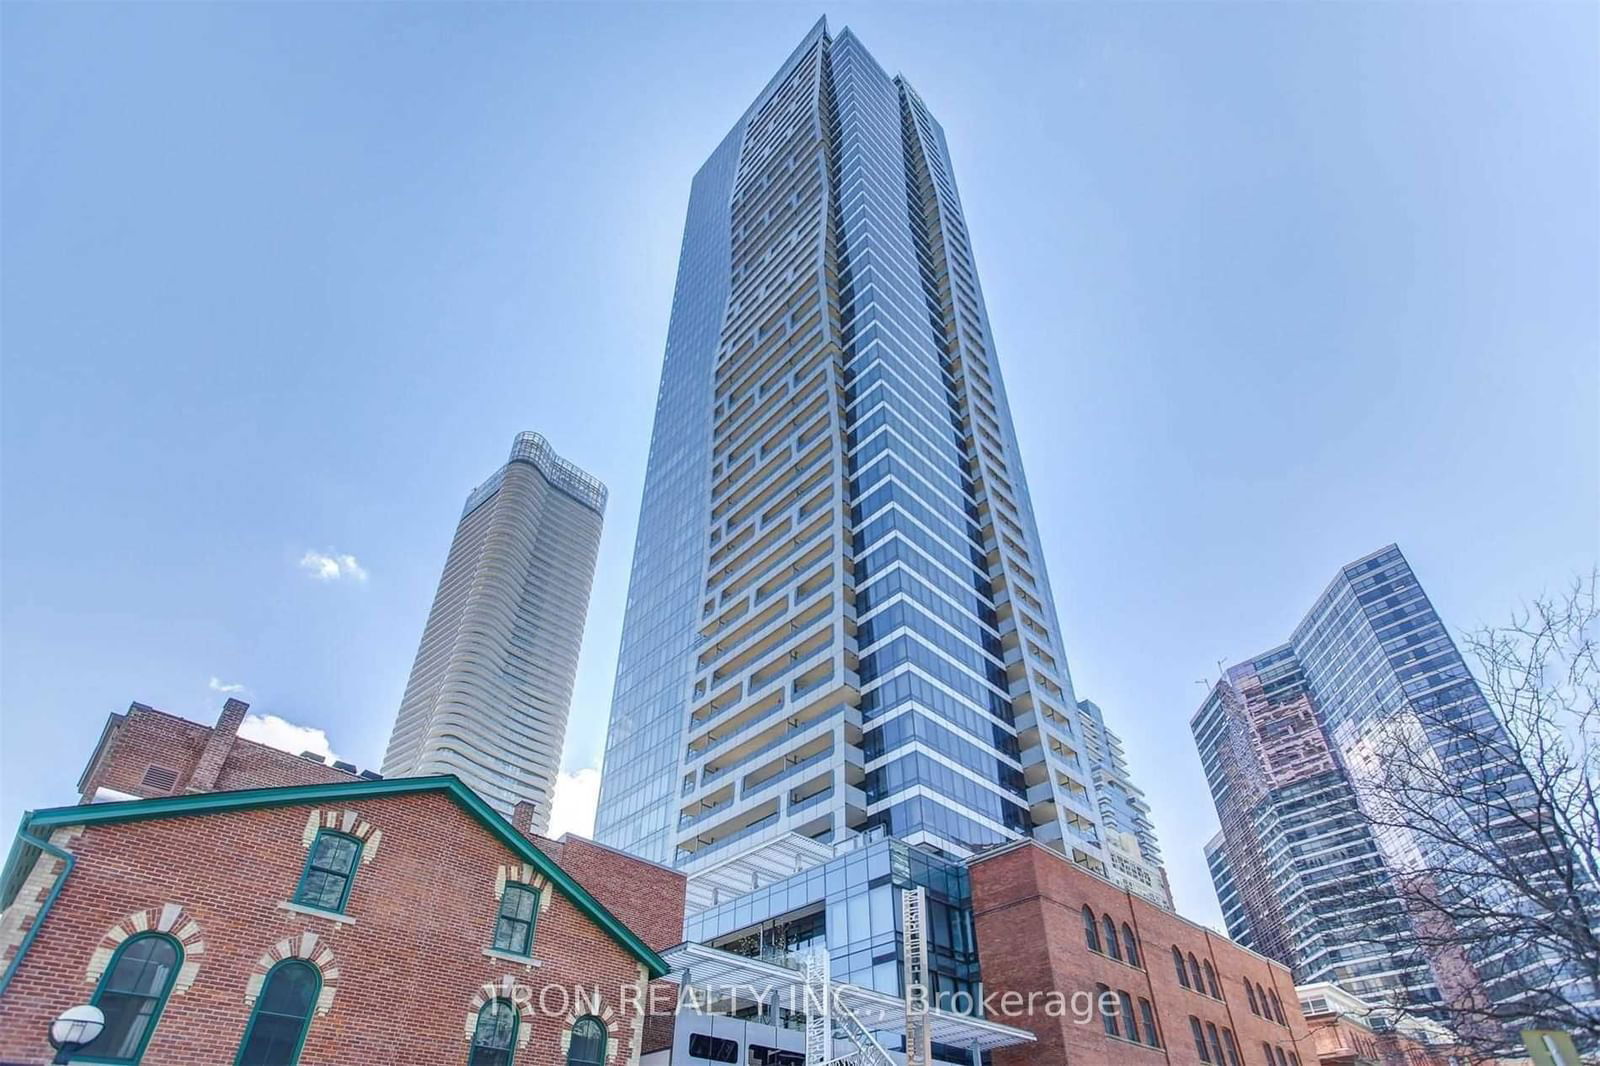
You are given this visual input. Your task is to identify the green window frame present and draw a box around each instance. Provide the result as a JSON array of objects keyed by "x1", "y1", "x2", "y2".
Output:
[
  {"x1": 293, "y1": 829, "x2": 361, "y2": 913},
  {"x1": 234, "y1": 959, "x2": 320, "y2": 1066},
  {"x1": 468, "y1": 999, "x2": 519, "y2": 1066},
  {"x1": 565, "y1": 1016, "x2": 606, "y2": 1066},
  {"x1": 81, "y1": 932, "x2": 182, "y2": 1064},
  {"x1": 493, "y1": 883, "x2": 539, "y2": 956}
]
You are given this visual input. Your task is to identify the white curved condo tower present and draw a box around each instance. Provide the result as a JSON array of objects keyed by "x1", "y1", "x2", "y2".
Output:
[{"x1": 382, "y1": 432, "x2": 605, "y2": 829}]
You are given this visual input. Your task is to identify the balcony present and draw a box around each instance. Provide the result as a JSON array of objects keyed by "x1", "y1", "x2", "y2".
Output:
[
  {"x1": 695, "y1": 702, "x2": 857, "y2": 790},
  {"x1": 679, "y1": 791, "x2": 736, "y2": 831},
  {"x1": 741, "y1": 743, "x2": 834, "y2": 799},
  {"x1": 675, "y1": 799, "x2": 783, "y2": 867}
]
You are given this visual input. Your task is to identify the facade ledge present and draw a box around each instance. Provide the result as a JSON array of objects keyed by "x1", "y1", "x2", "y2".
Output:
[
  {"x1": 276, "y1": 900, "x2": 356, "y2": 925},
  {"x1": 1106, "y1": 1035, "x2": 1165, "y2": 1053},
  {"x1": 483, "y1": 947, "x2": 545, "y2": 968}
]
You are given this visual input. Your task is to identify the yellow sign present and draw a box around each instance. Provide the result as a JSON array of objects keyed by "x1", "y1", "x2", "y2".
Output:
[{"x1": 1521, "y1": 1029, "x2": 1582, "y2": 1066}]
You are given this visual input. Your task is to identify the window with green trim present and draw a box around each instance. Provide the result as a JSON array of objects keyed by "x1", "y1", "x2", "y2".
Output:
[
  {"x1": 468, "y1": 999, "x2": 518, "y2": 1066},
  {"x1": 294, "y1": 830, "x2": 361, "y2": 912},
  {"x1": 235, "y1": 959, "x2": 319, "y2": 1066},
  {"x1": 566, "y1": 1016, "x2": 606, "y2": 1066},
  {"x1": 82, "y1": 932, "x2": 181, "y2": 1063},
  {"x1": 493, "y1": 883, "x2": 539, "y2": 956}
]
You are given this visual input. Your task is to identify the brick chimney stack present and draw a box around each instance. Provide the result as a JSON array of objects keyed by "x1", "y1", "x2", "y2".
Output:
[
  {"x1": 186, "y1": 698, "x2": 249, "y2": 793},
  {"x1": 512, "y1": 800, "x2": 539, "y2": 836}
]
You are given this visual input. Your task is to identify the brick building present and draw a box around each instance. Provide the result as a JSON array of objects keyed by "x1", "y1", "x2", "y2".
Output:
[
  {"x1": 971, "y1": 840, "x2": 1311, "y2": 1066},
  {"x1": 1295, "y1": 1011, "x2": 1462, "y2": 1066},
  {"x1": 1293, "y1": 983, "x2": 1469, "y2": 1066},
  {"x1": 0, "y1": 775, "x2": 675, "y2": 1065},
  {"x1": 69, "y1": 696, "x2": 691, "y2": 961},
  {"x1": 1, "y1": 698, "x2": 688, "y2": 1065},
  {"x1": 528, "y1": 833, "x2": 686, "y2": 956},
  {"x1": 77, "y1": 698, "x2": 378, "y2": 803}
]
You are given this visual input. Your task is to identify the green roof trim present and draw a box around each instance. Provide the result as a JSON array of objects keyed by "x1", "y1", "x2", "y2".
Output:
[
  {"x1": 0, "y1": 822, "x2": 77, "y2": 996},
  {"x1": 16, "y1": 774, "x2": 670, "y2": 979}
]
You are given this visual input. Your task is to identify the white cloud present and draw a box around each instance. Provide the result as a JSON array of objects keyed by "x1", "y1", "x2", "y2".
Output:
[
  {"x1": 239, "y1": 713, "x2": 339, "y2": 762},
  {"x1": 208, "y1": 677, "x2": 247, "y2": 695},
  {"x1": 299, "y1": 550, "x2": 368, "y2": 583},
  {"x1": 547, "y1": 767, "x2": 601, "y2": 839}
]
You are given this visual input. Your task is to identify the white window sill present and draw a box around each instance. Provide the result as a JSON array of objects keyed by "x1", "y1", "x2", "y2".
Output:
[
  {"x1": 483, "y1": 947, "x2": 544, "y2": 967},
  {"x1": 277, "y1": 900, "x2": 356, "y2": 925}
]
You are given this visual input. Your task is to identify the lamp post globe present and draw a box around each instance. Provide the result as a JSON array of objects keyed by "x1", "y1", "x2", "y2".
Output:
[{"x1": 48, "y1": 1004, "x2": 104, "y2": 1065}]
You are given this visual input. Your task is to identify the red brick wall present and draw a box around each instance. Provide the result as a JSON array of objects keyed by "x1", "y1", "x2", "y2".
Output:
[
  {"x1": 78, "y1": 702, "x2": 355, "y2": 803},
  {"x1": 546, "y1": 837, "x2": 686, "y2": 954},
  {"x1": 1300, "y1": 1014, "x2": 1376, "y2": 1065},
  {"x1": 640, "y1": 982, "x2": 680, "y2": 1054},
  {"x1": 0, "y1": 791, "x2": 654, "y2": 1065},
  {"x1": 78, "y1": 706, "x2": 210, "y2": 798},
  {"x1": 971, "y1": 842, "x2": 1311, "y2": 1066},
  {"x1": 208, "y1": 736, "x2": 358, "y2": 792},
  {"x1": 1296, "y1": 1014, "x2": 1467, "y2": 1066}
]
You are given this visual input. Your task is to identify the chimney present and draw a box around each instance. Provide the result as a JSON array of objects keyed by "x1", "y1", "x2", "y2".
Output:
[
  {"x1": 186, "y1": 698, "x2": 249, "y2": 793},
  {"x1": 512, "y1": 800, "x2": 539, "y2": 836}
]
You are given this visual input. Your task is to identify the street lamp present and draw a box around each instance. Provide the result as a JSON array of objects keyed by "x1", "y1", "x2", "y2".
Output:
[{"x1": 47, "y1": 1005, "x2": 104, "y2": 1065}]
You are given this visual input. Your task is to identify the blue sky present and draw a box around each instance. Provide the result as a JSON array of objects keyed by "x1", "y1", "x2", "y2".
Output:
[{"x1": 3, "y1": 2, "x2": 1595, "y2": 927}]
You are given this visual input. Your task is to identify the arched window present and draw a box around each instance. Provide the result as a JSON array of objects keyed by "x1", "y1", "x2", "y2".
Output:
[
  {"x1": 1172, "y1": 947, "x2": 1190, "y2": 987},
  {"x1": 1202, "y1": 959, "x2": 1220, "y2": 998},
  {"x1": 1189, "y1": 1017, "x2": 1211, "y2": 1062},
  {"x1": 1206, "y1": 1022, "x2": 1226, "y2": 1066},
  {"x1": 1095, "y1": 984, "x2": 1118, "y2": 1037},
  {"x1": 566, "y1": 1016, "x2": 607, "y2": 1066},
  {"x1": 1121, "y1": 924, "x2": 1140, "y2": 967},
  {"x1": 1268, "y1": 990, "x2": 1284, "y2": 1025},
  {"x1": 1082, "y1": 906, "x2": 1101, "y2": 952},
  {"x1": 1256, "y1": 984, "x2": 1270, "y2": 1018},
  {"x1": 1118, "y1": 991, "x2": 1137, "y2": 1039},
  {"x1": 295, "y1": 830, "x2": 362, "y2": 913},
  {"x1": 1188, "y1": 953, "x2": 1205, "y2": 992},
  {"x1": 83, "y1": 932, "x2": 181, "y2": 1063},
  {"x1": 1245, "y1": 980, "x2": 1260, "y2": 1015},
  {"x1": 236, "y1": 959, "x2": 320, "y2": 1066},
  {"x1": 468, "y1": 999, "x2": 518, "y2": 1066},
  {"x1": 1264, "y1": 1041, "x2": 1276, "y2": 1066},
  {"x1": 1138, "y1": 997, "x2": 1161, "y2": 1047},
  {"x1": 1222, "y1": 1027, "x2": 1242, "y2": 1066},
  {"x1": 1102, "y1": 915, "x2": 1122, "y2": 961}
]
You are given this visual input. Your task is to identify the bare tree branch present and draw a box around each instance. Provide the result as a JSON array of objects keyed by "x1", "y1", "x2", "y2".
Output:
[{"x1": 1348, "y1": 573, "x2": 1600, "y2": 1057}]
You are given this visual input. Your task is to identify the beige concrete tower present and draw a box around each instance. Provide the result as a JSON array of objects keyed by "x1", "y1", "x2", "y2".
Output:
[{"x1": 383, "y1": 432, "x2": 605, "y2": 828}]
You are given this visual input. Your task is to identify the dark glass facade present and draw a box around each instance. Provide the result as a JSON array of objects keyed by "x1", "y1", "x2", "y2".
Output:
[
  {"x1": 1195, "y1": 545, "x2": 1591, "y2": 1022},
  {"x1": 591, "y1": 124, "x2": 744, "y2": 863},
  {"x1": 685, "y1": 838, "x2": 980, "y2": 1020}
]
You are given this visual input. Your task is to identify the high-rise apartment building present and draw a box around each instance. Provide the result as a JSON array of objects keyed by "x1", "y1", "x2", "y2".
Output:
[
  {"x1": 1193, "y1": 544, "x2": 1589, "y2": 1023},
  {"x1": 383, "y1": 432, "x2": 605, "y2": 828},
  {"x1": 1194, "y1": 645, "x2": 1440, "y2": 1007},
  {"x1": 1204, "y1": 832, "x2": 1249, "y2": 948},
  {"x1": 595, "y1": 19, "x2": 1127, "y2": 880},
  {"x1": 1077, "y1": 698, "x2": 1171, "y2": 906}
]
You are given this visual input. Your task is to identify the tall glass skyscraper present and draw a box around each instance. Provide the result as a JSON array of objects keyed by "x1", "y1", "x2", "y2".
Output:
[
  {"x1": 595, "y1": 19, "x2": 1122, "y2": 880},
  {"x1": 382, "y1": 432, "x2": 605, "y2": 828},
  {"x1": 1193, "y1": 645, "x2": 1441, "y2": 1006},
  {"x1": 1194, "y1": 544, "x2": 1591, "y2": 1024}
]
